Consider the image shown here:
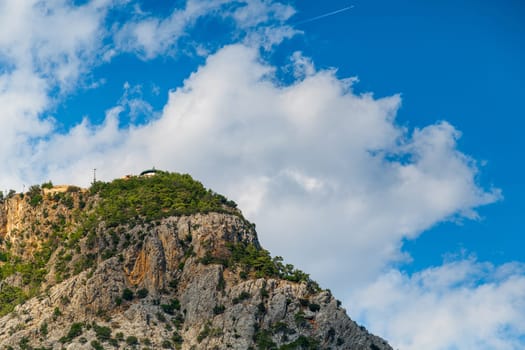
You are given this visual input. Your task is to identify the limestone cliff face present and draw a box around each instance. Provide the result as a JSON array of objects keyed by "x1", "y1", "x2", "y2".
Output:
[{"x1": 0, "y1": 177, "x2": 391, "y2": 350}]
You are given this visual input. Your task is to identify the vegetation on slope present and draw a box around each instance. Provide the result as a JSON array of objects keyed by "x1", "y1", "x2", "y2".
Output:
[
  {"x1": 201, "y1": 242, "x2": 320, "y2": 291},
  {"x1": 89, "y1": 171, "x2": 238, "y2": 227},
  {"x1": 0, "y1": 171, "x2": 242, "y2": 317}
]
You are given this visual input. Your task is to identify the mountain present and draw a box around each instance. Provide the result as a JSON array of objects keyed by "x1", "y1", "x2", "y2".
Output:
[{"x1": 0, "y1": 171, "x2": 392, "y2": 350}]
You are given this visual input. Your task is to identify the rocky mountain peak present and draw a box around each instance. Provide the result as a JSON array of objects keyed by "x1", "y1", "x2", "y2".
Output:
[{"x1": 0, "y1": 171, "x2": 391, "y2": 349}]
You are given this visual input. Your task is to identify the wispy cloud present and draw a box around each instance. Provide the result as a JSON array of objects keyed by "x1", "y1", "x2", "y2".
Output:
[{"x1": 113, "y1": 0, "x2": 298, "y2": 58}]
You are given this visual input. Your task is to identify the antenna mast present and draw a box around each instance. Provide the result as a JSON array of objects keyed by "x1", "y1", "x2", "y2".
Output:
[{"x1": 93, "y1": 168, "x2": 97, "y2": 184}]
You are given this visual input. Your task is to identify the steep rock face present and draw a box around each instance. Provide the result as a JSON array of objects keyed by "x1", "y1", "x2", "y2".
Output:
[{"x1": 0, "y1": 175, "x2": 391, "y2": 350}]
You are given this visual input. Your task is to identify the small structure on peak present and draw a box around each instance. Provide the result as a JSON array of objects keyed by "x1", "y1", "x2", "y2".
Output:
[
  {"x1": 140, "y1": 168, "x2": 160, "y2": 177},
  {"x1": 43, "y1": 185, "x2": 84, "y2": 195}
]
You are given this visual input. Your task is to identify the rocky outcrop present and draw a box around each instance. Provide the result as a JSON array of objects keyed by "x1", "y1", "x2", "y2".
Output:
[{"x1": 0, "y1": 179, "x2": 392, "y2": 350}]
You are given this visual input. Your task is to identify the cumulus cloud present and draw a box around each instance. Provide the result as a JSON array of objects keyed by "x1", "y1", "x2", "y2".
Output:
[
  {"x1": 0, "y1": 0, "x2": 295, "y2": 187},
  {"x1": 27, "y1": 45, "x2": 501, "y2": 293},
  {"x1": 0, "y1": 0, "x2": 113, "y2": 188},
  {"x1": 0, "y1": 0, "x2": 110, "y2": 91},
  {"x1": 351, "y1": 258, "x2": 525, "y2": 350}
]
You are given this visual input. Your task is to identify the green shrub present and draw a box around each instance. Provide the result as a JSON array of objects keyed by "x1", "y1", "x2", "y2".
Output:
[
  {"x1": 27, "y1": 185, "x2": 43, "y2": 207},
  {"x1": 60, "y1": 322, "x2": 83, "y2": 342},
  {"x1": 122, "y1": 288, "x2": 133, "y2": 301},
  {"x1": 279, "y1": 336, "x2": 319, "y2": 349},
  {"x1": 53, "y1": 306, "x2": 62, "y2": 319},
  {"x1": 41, "y1": 181, "x2": 53, "y2": 189},
  {"x1": 19, "y1": 337, "x2": 31, "y2": 350},
  {"x1": 0, "y1": 285, "x2": 26, "y2": 316},
  {"x1": 40, "y1": 322, "x2": 48, "y2": 336},
  {"x1": 125, "y1": 335, "x2": 139, "y2": 345},
  {"x1": 29, "y1": 194, "x2": 43, "y2": 207},
  {"x1": 172, "y1": 331, "x2": 183, "y2": 344},
  {"x1": 162, "y1": 340, "x2": 173, "y2": 348},
  {"x1": 233, "y1": 291, "x2": 251, "y2": 304},
  {"x1": 0, "y1": 251, "x2": 8, "y2": 262},
  {"x1": 294, "y1": 311, "x2": 307, "y2": 328},
  {"x1": 161, "y1": 299, "x2": 181, "y2": 315},
  {"x1": 213, "y1": 304, "x2": 225, "y2": 315},
  {"x1": 253, "y1": 329, "x2": 276, "y2": 349},
  {"x1": 197, "y1": 324, "x2": 211, "y2": 343},
  {"x1": 308, "y1": 303, "x2": 320, "y2": 312},
  {"x1": 299, "y1": 299, "x2": 309, "y2": 307},
  {"x1": 93, "y1": 324, "x2": 111, "y2": 341},
  {"x1": 326, "y1": 327, "x2": 336, "y2": 342},
  {"x1": 217, "y1": 273, "x2": 226, "y2": 291},
  {"x1": 137, "y1": 288, "x2": 149, "y2": 299},
  {"x1": 168, "y1": 279, "x2": 178, "y2": 289},
  {"x1": 157, "y1": 311, "x2": 167, "y2": 322},
  {"x1": 257, "y1": 302, "x2": 266, "y2": 314},
  {"x1": 90, "y1": 340, "x2": 104, "y2": 350},
  {"x1": 271, "y1": 322, "x2": 293, "y2": 335},
  {"x1": 172, "y1": 314, "x2": 185, "y2": 329}
]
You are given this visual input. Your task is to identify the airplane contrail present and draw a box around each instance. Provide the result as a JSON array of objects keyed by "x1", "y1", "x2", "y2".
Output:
[{"x1": 293, "y1": 5, "x2": 355, "y2": 26}]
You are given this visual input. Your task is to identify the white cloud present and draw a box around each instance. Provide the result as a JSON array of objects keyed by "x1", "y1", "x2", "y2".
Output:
[
  {"x1": 113, "y1": 0, "x2": 298, "y2": 58},
  {"x1": 289, "y1": 51, "x2": 316, "y2": 79},
  {"x1": 231, "y1": 0, "x2": 295, "y2": 28},
  {"x1": 0, "y1": 0, "x2": 298, "y2": 187},
  {"x1": 231, "y1": 0, "x2": 299, "y2": 50},
  {"x1": 0, "y1": 0, "x2": 113, "y2": 188},
  {"x1": 0, "y1": 0, "x2": 110, "y2": 91},
  {"x1": 243, "y1": 24, "x2": 299, "y2": 50},
  {"x1": 351, "y1": 258, "x2": 525, "y2": 350},
  {"x1": 27, "y1": 44, "x2": 501, "y2": 292}
]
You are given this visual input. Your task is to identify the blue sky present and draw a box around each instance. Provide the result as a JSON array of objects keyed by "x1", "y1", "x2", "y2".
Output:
[{"x1": 0, "y1": 1, "x2": 524, "y2": 349}]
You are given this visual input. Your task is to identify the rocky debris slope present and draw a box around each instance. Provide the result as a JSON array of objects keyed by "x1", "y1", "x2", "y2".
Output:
[{"x1": 0, "y1": 173, "x2": 391, "y2": 349}]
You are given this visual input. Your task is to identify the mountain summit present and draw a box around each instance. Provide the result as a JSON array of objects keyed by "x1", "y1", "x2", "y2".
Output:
[{"x1": 0, "y1": 171, "x2": 391, "y2": 349}]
